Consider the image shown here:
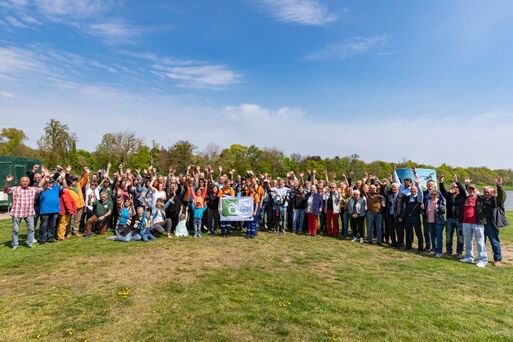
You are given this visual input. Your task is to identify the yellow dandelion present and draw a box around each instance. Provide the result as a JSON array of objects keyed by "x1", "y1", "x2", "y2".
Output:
[
  {"x1": 178, "y1": 267, "x2": 183, "y2": 270},
  {"x1": 152, "y1": 310, "x2": 157, "y2": 313},
  {"x1": 52, "y1": 286, "x2": 56, "y2": 289},
  {"x1": 103, "y1": 309, "x2": 108, "y2": 312},
  {"x1": 325, "y1": 330, "x2": 328, "y2": 335},
  {"x1": 36, "y1": 334, "x2": 41, "y2": 339},
  {"x1": 68, "y1": 331, "x2": 73, "y2": 335},
  {"x1": 95, "y1": 289, "x2": 99, "y2": 292}
]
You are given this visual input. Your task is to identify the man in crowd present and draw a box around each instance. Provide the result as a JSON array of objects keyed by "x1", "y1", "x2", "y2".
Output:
[{"x1": 3, "y1": 174, "x2": 45, "y2": 250}]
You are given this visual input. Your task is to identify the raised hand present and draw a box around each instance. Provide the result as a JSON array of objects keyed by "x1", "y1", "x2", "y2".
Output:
[
  {"x1": 412, "y1": 167, "x2": 417, "y2": 175},
  {"x1": 118, "y1": 163, "x2": 123, "y2": 170},
  {"x1": 415, "y1": 176, "x2": 420, "y2": 184},
  {"x1": 32, "y1": 164, "x2": 40, "y2": 172},
  {"x1": 6, "y1": 174, "x2": 13, "y2": 183},
  {"x1": 307, "y1": 170, "x2": 311, "y2": 175},
  {"x1": 66, "y1": 165, "x2": 72, "y2": 173},
  {"x1": 107, "y1": 162, "x2": 112, "y2": 169},
  {"x1": 143, "y1": 169, "x2": 148, "y2": 175},
  {"x1": 440, "y1": 175, "x2": 445, "y2": 183},
  {"x1": 313, "y1": 169, "x2": 317, "y2": 174},
  {"x1": 496, "y1": 177, "x2": 503, "y2": 187},
  {"x1": 453, "y1": 174, "x2": 458, "y2": 182},
  {"x1": 299, "y1": 171, "x2": 304, "y2": 178},
  {"x1": 84, "y1": 167, "x2": 90, "y2": 174},
  {"x1": 392, "y1": 164, "x2": 397, "y2": 171},
  {"x1": 464, "y1": 177, "x2": 472, "y2": 184},
  {"x1": 349, "y1": 171, "x2": 354, "y2": 178}
]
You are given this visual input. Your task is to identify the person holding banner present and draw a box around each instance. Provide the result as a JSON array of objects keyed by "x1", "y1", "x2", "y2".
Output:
[
  {"x1": 246, "y1": 186, "x2": 260, "y2": 239},
  {"x1": 404, "y1": 177, "x2": 424, "y2": 251},
  {"x1": 218, "y1": 179, "x2": 235, "y2": 237},
  {"x1": 385, "y1": 183, "x2": 406, "y2": 249}
]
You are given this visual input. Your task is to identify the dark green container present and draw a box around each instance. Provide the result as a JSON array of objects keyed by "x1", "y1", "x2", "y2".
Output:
[{"x1": 0, "y1": 156, "x2": 42, "y2": 207}]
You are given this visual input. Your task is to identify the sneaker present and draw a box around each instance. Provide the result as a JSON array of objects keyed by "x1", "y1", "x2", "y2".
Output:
[
  {"x1": 460, "y1": 257, "x2": 473, "y2": 263},
  {"x1": 435, "y1": 253, "x2": 443, "y2": 258},
  {"x1": 429, "y1": 251, "x2": 436, "y2": 255},
  {"x1": 83, "y1": 234, "x2": 91, "y2": 238},
  {"x1": 106, "y1": 236, "x2": 116, "y2": 241},
  {"x1": 38, "y1": 241, "x2": 46, "y2": 245},
  {"x1": 198, "y1": 234, "x2": 202, "y2": 238},
  {"x1": 351, "y1": 237, "x2": 358, "y2": 242},
  {"x1": 250, "y1": 236, "x2": 254, "y2": 239},
  {"x1": 27, "y1": 244, "x2": 37, "y2": 248},
  {"x1": 476, "y1": 262, "x2": 487, "y2": 268},
  {"x1": 47, "y1": 239, "x2": 56, "y2": 243},
  {"x1": 72, "y1": 233, "x2": 82, "y2": 237},
  {"x1": 167, "y1": 234, "x2": 172, "y2": 239},
  {"x1": 493, "y1": 261, "x2": 502, "y2": 267},
  {"x1": 360, "y1": 238, "x2": 364, "y2": 244},
  {"x1": 245, "y1": 236, "x2": 249, "y2": 239},
  {"x1": 11, "y1": 246, "x2": 18, "y2": 251},
  {"x1": 456, "y1": 253, "x2": 463, "y2": 258}
]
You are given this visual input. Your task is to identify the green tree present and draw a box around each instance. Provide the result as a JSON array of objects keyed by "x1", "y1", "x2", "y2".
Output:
[
  {"x1": 38, "y1": 119, "x2": 77, "y2": 167},
  {"x1": 0, "y1": 127, "x2": 28, "y2": 156}
]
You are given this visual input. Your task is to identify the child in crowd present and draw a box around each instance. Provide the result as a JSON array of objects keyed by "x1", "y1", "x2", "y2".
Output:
[
  {"x1": 274, "y1": 195, "x2": 286, "y2": 234},
  {"x1": 191, "y1": 197, "x2": 208, "y2": 237},
  {"x1": 141, "y1": 209, "x2": 156, "y2": 242},
  {"x1": 174, "y1": 209, "x2": 189, "y2": 237}
]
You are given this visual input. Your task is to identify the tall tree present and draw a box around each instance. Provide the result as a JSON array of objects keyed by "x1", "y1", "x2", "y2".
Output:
[
  {"x1": 95, "y1": 131, "x2": 143, "y2": 167},
  {"x1": 38, "y1": 119, "x2": 77, "y2": 167},
  {"x1": 166, "y1": 140, "x2": 196, "y2": 174}
]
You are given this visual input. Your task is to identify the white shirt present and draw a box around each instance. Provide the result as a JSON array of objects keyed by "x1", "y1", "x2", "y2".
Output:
[{"x1": 85, "y1": 187, "x2": 100, "y2": 211}]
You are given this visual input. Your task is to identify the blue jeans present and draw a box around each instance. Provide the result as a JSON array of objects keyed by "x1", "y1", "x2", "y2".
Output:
[
  {"x1": 463, "y1": 223, "x2": 487, "y2": 263},
  {"x1": 426, "y1": 222, "x2": 444, "y2": 253},
  {"x1": 12, "y1": 216, "x2": 35, "y2": 247},
  {"x1": 484, "y1": 223, "x2": 502, "y2": 262},
  {"x1": 141, "y1": 232, "x2": 156, "y2": 242},
  {"x1": 342, "y1": 210, "x2": 350, "y2": 236},
  {"x1": 113, "y1": 232, "x2": 142, "y2": 242},
  {"x1": 260, "y1": 202, "x2": 272, "y2": 228},
  {"x1": 293, "y1": 209, "x2": 305, "y2": 233},
  {"x1": 446, "y1": 218, "x2": 463, "y2": 255},
  {"x1": 221, "y1": 221, "x2": 231, "y2": 235},
  {"x1": 193, "y1": 217, "x2": 202, "y2": 236},
  {"x1": 366, "y1": 212, "x2": 383, "y2": 243},
  {"x1": 247, "y1": 210, "x2": 259, "y2": 238},
  {"x1": 423, "y1": 218, "x2": 434, "y2": 250},
  {"x1": 39, "y1": 213, "x2": 58, "y2": 242}
]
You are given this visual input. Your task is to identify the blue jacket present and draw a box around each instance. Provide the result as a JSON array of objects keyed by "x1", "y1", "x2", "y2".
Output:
[
  {"x1": 191, "y1": 201, "x2": 208, "y2": 218},
  {"x1": 424, "y1": 198, "x2": 446, "y2": 225},
  {"x1": 307, "y1": 193, "x2": 323, "y2": 215}
]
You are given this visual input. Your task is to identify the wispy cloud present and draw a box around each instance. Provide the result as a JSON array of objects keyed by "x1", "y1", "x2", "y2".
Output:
[
  {"x1": 307, "y1": 35, "x2": 390, "y2": 60},
  {"x1": 129, "y1": 52, "x2": 243, "y2": 89},
  {"x1": 0, "y1": 90, "x2": 15, "y2": 97},
  {"x1": 5, "y1": 15, "x2": 28, "y2": 28},
  {"x1": 257, "y1": 0, "x2": 338, "y2": 26},
  {"x1": 33, "y1": 0, "x2": 110, "y2": 20}
]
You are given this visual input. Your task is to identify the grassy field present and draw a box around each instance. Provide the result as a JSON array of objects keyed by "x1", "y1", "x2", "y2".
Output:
[{"x1": 1, "y1": 213, "x2": 513, "y2": 341}]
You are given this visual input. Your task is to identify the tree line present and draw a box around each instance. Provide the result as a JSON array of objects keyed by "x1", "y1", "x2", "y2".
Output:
[{"x1": 1, "y1": 119, "x2": 512, "y2": 187}]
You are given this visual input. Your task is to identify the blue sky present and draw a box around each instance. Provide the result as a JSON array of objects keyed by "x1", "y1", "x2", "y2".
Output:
[{"x1": 1, "y1": 0, "x2": 513, "y2": 169}]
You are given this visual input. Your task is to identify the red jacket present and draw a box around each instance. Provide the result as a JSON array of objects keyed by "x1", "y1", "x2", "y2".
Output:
[{"x1": 60, "y1": 189, "x2": 77, "y2": 215}]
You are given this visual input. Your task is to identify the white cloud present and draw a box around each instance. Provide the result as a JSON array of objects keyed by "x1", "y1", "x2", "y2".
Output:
[
  {"x1": 6, "y1": 15, "x2": 28, "y2": 27},
  {"x1": 307, "y1": 35, "x2": 390, "y2": 60},
  {"x1": 0, "y1": 91, "x2": 15, "y2": 97},
  {"x1": 33, "y1": 0, "x2": 109, "y2": 19},
  {"x1": 257, "y1": 0, "x2": 338, "y2": 26},
  {"x1": 158, "y1": 64, "x2": 243, "y2": 89}
]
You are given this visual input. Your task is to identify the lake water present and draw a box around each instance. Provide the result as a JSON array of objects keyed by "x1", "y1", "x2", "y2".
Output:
[{"x1": 506, "y1": 191, "x2": 513, "y2": 211}]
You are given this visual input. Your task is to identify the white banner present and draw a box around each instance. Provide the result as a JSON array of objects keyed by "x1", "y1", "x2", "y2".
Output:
[{"x1": 219, "y1": 196, "x2": 254, "y2": 222}]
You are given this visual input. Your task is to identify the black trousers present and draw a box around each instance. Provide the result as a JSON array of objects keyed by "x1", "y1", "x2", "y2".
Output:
[
  {"x1": 405, "y1": 215, "x2": 423, "y2": 250},
  {"x1": 351, "y1": 216, "x2": 365, "y2": 238},
  {"x1": 388, "y1": 214, "x2": 405, "y2": 247}
]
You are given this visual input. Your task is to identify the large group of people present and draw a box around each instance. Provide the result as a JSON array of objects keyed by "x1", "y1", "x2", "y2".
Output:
[{"x1": 3, "y1": 163, "x2": 508, "y2": 267}]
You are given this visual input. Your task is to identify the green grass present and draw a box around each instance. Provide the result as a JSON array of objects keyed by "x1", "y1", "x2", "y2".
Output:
[{"x1": 1, "y1": 213, "x2": 513, "y2": 341}]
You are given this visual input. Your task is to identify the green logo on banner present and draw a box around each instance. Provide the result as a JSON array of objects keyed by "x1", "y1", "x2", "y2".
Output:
[{"x1": 222, "y1": 199, "x2": 239, "y2": 216}]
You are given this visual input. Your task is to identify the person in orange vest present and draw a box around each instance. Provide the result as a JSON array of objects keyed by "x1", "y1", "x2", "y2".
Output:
[{"x1": 65, "y1": 166, "x2": 89, "y2": 237}]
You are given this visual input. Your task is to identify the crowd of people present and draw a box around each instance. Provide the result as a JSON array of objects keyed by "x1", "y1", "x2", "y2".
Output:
[{"x1": 3, "y1": 163, "x2": 509, "y2": 267}]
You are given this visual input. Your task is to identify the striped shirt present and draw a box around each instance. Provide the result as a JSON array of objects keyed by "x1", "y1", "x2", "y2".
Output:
[{"x1": 7, "y1": 186, "x2": 43, "y2": 218}]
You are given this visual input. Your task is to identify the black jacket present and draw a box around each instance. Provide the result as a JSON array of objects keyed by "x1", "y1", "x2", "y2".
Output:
[
  {"x1": 385, "y1": 190, "x2": 406, "y2": 219},
  {"x1": 292, "y1": 193, "x2": 307, "y2": 210},
  {"x1": 440, "y1": 181, "x2": 466, "y2": 221}
]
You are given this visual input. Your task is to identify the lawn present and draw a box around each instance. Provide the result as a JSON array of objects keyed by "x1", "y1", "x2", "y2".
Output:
[{"x1": 1, "y1": 213, "x2": 513, "y2": 341}]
